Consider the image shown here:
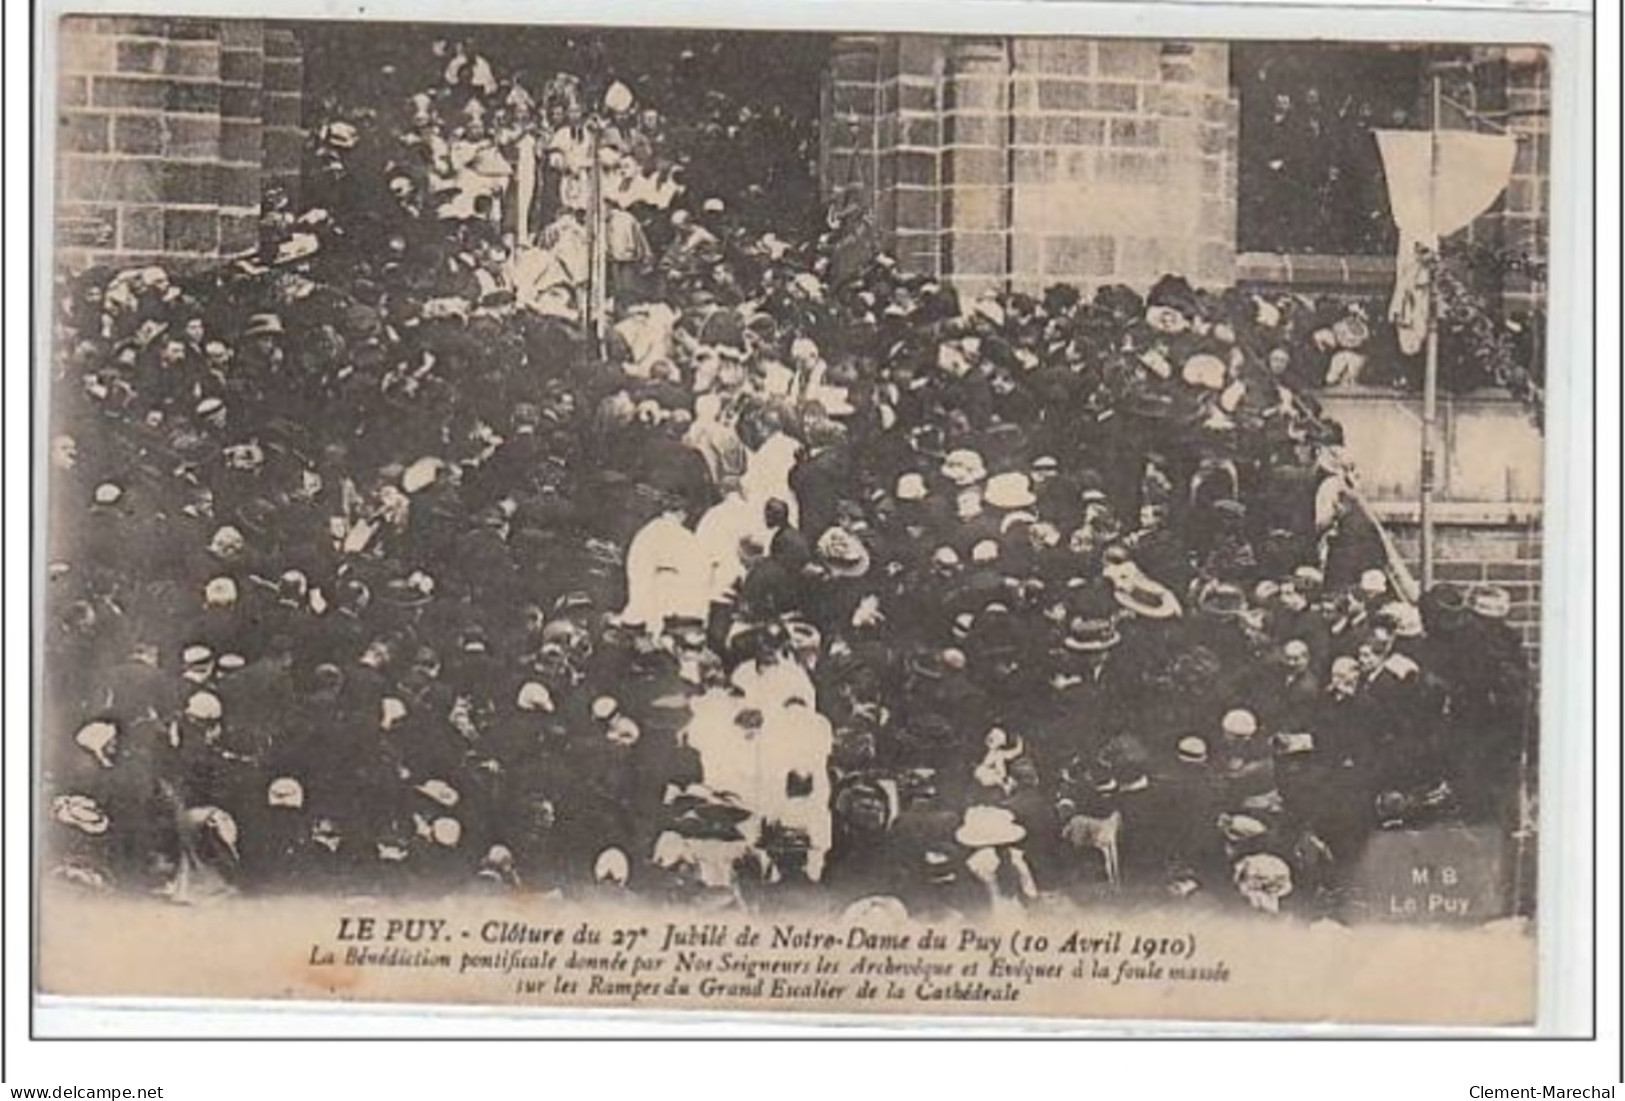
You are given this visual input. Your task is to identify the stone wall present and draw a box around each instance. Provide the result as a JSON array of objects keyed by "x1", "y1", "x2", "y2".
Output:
[
  {"x1": 55, "y1": 15, "x2": 301, "y2": 272},
  {"x1": 822, "y1": 34, "x2": 1238, "y2": 297}
]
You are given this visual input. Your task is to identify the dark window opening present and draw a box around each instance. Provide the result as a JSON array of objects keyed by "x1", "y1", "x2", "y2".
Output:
[{"x1": 1234, "y1": 44, "x2": 1430, "y2": 256}]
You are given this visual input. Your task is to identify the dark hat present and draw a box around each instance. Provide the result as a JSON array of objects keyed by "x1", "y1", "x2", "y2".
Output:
[
  {"x1": 1197, "y1": 583, "x2": 1249, "y2": 618},
  {"x1": 1146, "y1": 274, "x2": 1199, "y2": 317},
  {"x1": 1063, "y1": 617, "x2": 1121, "y2": 653},
  {"x1": 242, "y1": 313, "x2": 285, "y2": 339}
]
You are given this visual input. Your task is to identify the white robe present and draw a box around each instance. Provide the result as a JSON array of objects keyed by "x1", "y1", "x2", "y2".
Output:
[
  {"x1": 619, "y1": 515, "x2": 707, "y2": 630},
  {"x1": 760, "y1": 704, "x2": 834, "y2": 877},
  {"x1": 741, "y1": 431, "x2": 802, "y2": 529},
  {"x1": 692, "y1": 492, "x2": 763, "y2": 604},
  {"x1": 730, "y1": 657, "x2": 817, "y2": 713}
]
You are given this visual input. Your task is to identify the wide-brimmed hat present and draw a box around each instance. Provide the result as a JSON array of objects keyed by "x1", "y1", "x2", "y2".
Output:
[
  {"x1": 816, "y1": 526, "x2": 872, "y2": 579},
  {"x1": 1063, "y1": 617, "x2": 1121, "y2": 653},
  {"x1": 1112, "y1": 576, "x2": 1182, "y2": 620},
  {"x1": 1380, "y1": 600, "x2": 1425, "y2": 638},
  {"x1": 1218, "y1": 813, "x2": 1270, "y2": 842},
  {"x1": 1197, "y1": 582, "x2": 1249, "y2": 618},
  {"x1": 941, "y1": 448, "x2": 988, "y2": 487},
  {"x1": 74, "y1": 721, "x2": 118, "y2": 768},
  {"x1": 1181, "y1": 353, "x2": 1228, "y2": 391},
  {"x1": 1177, "y1": 736, "x2": 1210, "y2": 764},
  {"x1": 1470, "y1": 585, "x2": 1512, "y2": 620},
  {"x1": 241, "y1": 313, "x2": 285, "y2": 339},
  {"x1": 954, "y1": 804, "x2": 1027, "y2": 848},
  {"x1": 984, "y1": 472, "x2": 1037, "y2": 510},
  {"x1": 52, "y1": 794, "x2": 110, "y2": 835},
  {"x1": 415, "y1": 779, "x2": 460, "y2": 808},
  {"x1": 1221, "y1": 709, "x2": 1259, "y2": 739},
  {"x1": 1146, "y1": 274, "x2": 1199, "y2": 316},
  {"x1": 895, "y1": 472, "x2": 929, "y2": 502}
]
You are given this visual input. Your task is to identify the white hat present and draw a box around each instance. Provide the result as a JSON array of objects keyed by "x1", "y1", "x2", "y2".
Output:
[
  {"x1": 380, "y1": 696, "x2": 408, "y2": 730},
  {"x1": 984, "y1": 472, "x2": 1037, "y2": 510},
  {"x1": 841, "y1": 896, "x2": 911, "y2": 925},
  {"x1": 1275, "y1": 732, "x2": 1316, "y2": 756},
  {"x1": 401, "y1": 456, "x2": 443, "y2": 494},
  {"x1": 1218, "y1": 813, "x2": 1269, "y2": 841},
  {"x1": 1176, "y1": 736, "x2": 1209, "y2": 763},
  {"x1": 1359, "y1": 569, "x2": 1389, "y2": 596},
  {"x1": 267, "y1": 776, "x2": 305, "y2": 808},
  {"x1": 702, "y1": 197, "x2": 726, "y2": 214},
  {"x1": 182, "y1": 644, "x2": 214, "y2": 666},
  {"x1": 970, "y1": 539, "x2": 1000, "y2": 565},
  {"x1": 1234, "y1": 851, "x2": 1294, "y2": 913},
  {"x1": 970, "y1": 295, "x2": 1006, "y2": 328},
  {"x1": 416, "y1": 779, "x2": 461, "y2": 808},
  {"x1": 516, "y1": 682, "x2": 555, "y2": 713},
  {"x1": 430, "y1": 816, "x2": 462, "y2": 847},
  {"x1": 603, "y1": 80, "x2": 635, "y2": 113},
  {"x1": 217, "y1": 652, "x2": 246, "y2": 672},
  {"x1": 941, "y1": 449, "x2": 988, "y2": 487},
  {"x1": 593, "y1": 847, "x2": 631, "y2": 885},
  {"x1": 323, "y1": 120, "x2": 359, "y2": 148},
  {"x1": 954, "y1": 804, "x2": 1026, "y2": 848},
  {"x1": 185, "y1": 690, "x2": 223, "y2": 722},
  {"x1": 1181, "y1": 353, "x2": 1228, "y2": 391},
  {"x1": 93, "y1": 483, "x2": 124, "y2": 506},
  {"x1": 182, "y1": 806, "x2": 239, "y2": 859},
  {"x1": 203, "y1": 576, "x2": 238, "y2": 607},
  {"x1": 895, "y1": 473, "x2": 928, "y2": 502},
  {"x1": 74, "y1": 721, "x2": 118, "y2": 767},
  {"x1": 1382, "y1": 601, "x2": 1425, "y2": 638},
  {"x1": 52, "y1": 794, "x2": 109, "y2": 835},
  {"x1": 1471, "y1": 585, "x2": 1512, "y2": 620},
  {"x1": 591, "y1": 696, "x2": 619, "y2": 721},
  {"x1": 1221, "y1": 709, "x2": 1258, "y2": 738},
  {"x1": 931, "y1": 546, "x2": 961, "y2": 569}
]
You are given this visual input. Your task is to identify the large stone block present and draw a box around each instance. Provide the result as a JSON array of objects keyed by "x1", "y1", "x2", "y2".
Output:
[
  {"x1": 90, "y1": 75, "x2": 168, "y2": 111},
  {"x1": 946, "y1": 148, "x2": 1006, "y2": 188},
  {"x1": 946, "y1": 185, "x2": 1006, "y2": 230},
  {"x1": 1096, "y1": 40, "x2": 1160, "y2": 80},
  {"x1": 111, "y1": 113, "x2": 163, "y2": 156},
  {"x1": 949, "y1": 231, "x2": 1009, "y2": 275},
  {"x1": 58, "y1": 113, "x2": 110, "y2": 154},
  {"x1": 117, "y1": 205, "x2": 165, "y2": 251},
  {"x1": 116, "y1": 39, "x2": 166, "y2": 75},
  {"x1": 1044, "y1": 234, "x2": 1116, "y2": 276}
]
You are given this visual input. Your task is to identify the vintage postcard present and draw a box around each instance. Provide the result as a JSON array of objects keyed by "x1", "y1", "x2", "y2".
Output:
[{"x1": 38, "y1": 8, "x2": 1559, "y2": 1027}]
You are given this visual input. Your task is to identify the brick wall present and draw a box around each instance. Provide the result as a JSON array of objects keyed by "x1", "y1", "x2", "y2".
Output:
[
  {"x1": 821, "y1": 35, "x2": 1238, "y2": 296},
  {"x1": 262, "y1": 27, "x2": 305, "y2": 207},
  {"x1": 55, "y1": 15, "x2": 301, "y2": 272},
  {"x1": 1386, "y1": 521, "x2": 1543, "y2": 656},
  {"x1": 1496, "y1": 47, "x2": 1550, "y2": 316}
]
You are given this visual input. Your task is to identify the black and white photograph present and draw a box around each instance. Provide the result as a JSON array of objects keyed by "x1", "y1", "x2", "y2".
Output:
[{"x1": 33, "y1": 7, "x2": 1570, "y2": 1029}]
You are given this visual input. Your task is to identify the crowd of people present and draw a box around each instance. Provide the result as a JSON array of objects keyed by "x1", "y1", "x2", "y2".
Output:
[{"x1": 44, "y1": 34, "x2": 1534, "y2": 923}]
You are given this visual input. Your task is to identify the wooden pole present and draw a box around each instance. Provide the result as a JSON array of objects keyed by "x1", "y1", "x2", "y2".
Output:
[{"x1": 1419, "y1": 71, "x2": 1442, "y2": 591}]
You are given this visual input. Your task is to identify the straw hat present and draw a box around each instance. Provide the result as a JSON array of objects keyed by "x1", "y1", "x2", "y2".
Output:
[
  {"x1": 267, "y1": 776, "x2": 305, "y2": 809},
  {"x1": 984, "y1": 472, "x2": 1037, "y2": 510},
  {"x1": 954, "y1": 804, "x2": 1027, "y2": 848},
  {"x1": 1470, "y1": 585, "x2": 1512, "y2": 620}
]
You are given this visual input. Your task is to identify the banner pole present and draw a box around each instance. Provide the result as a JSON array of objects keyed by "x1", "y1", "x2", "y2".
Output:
[{"x1": 1419, "y1": 71, "x2": 1442, "y2": 591}]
